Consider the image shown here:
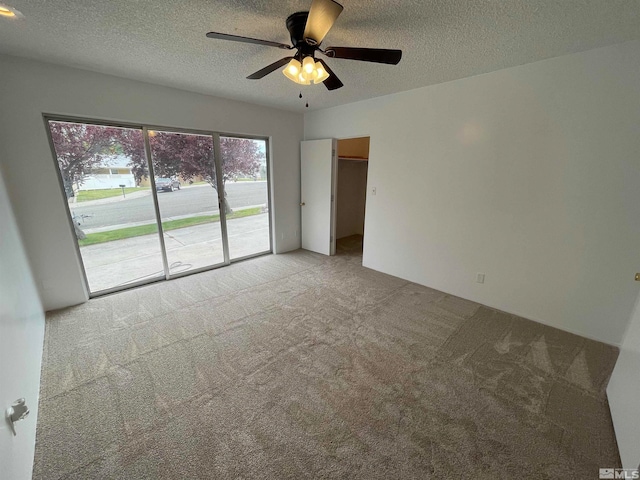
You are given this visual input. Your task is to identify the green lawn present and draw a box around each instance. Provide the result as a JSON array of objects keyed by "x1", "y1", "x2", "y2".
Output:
[
  {"x1": 78, "y1": 207, "x2": 263, "y2": 247},
  {"x1": 76, "y1": 187, "x2": 149, "y2": 202}
]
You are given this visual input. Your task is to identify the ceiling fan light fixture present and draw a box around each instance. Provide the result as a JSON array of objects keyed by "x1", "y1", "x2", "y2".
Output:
[
  {"x1": 302, "y1": 56, "x2": 315, "y2": 73},
  {"x1": 314, "y1": 62, "x2": 329, "y2": 83},
  {"x1": 283, "y1": 58, "x2": 302, "y2": 82},
  {"x1": 297, "y1": 72, "x2": 311, "y2": 85},
  {"x1": 288, "y1": 59, "x2": 301, "y2": 76},
  {"x1": 300, "y1": 56, "x2": 317, "y2": 81},
  {"x1": 283, "y1": 60, "x2": 311, "y2": 85},
  {"x1": 283, "y1": 56, "x2": 330, "y2": 85},
  {"x1": 283, "y1": 59, "x2": 310, "y2": 84}
]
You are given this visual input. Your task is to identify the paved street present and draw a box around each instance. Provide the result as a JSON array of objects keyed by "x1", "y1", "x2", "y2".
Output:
[
  {"x1": 70, "y1": 182, "x2": 267, "y2": 229},
  {"x1": 81, "y1": 213, "x2": 270, "y2": 292}
]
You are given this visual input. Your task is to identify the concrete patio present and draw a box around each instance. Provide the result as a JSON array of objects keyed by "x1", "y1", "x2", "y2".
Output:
[{"x1": 80, "y1": 214, "x2": 270, "y2": 292}]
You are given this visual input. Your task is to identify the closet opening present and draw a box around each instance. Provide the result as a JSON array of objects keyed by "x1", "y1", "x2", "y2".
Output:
[{"x1": 335, "y1": 136, "x2": 369, "y2": 258}]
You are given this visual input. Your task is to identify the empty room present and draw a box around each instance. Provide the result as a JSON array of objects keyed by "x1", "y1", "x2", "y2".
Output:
[{"x1": 1, "y1": 1, "x2": 640, "y2": 479}]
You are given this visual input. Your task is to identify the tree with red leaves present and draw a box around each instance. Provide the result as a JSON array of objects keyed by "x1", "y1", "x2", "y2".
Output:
[
  {"x1": 117, "y1": 129, "x2": 148, "y2": 183},
  {"x1": 144, "y1": 132, "x2": 262, "y2": 213},
  {"x1": 49, "y1": 122, "x2": 263, "y2": 214},
  {"x1": 146, "y1": 133, "x2": 261, "y2": 185},
  {"x1": 49, "y1": 121, "x2": 126, "y2": 198},
  {"x1": 219, "y1": 137, "x2": 263, "y2": 184}
]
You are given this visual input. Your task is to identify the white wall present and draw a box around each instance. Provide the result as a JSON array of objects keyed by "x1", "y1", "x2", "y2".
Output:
[
  {"x1": 608, "y1": 292, "x2": 640, "y2": 470},
  {"x1": 0, "y1": 167, "x2": 45, "y2": 480},
  {"x1": 336, "y1": 160, "x2": 368, "y2": 239},
  {"x1": 0, "y1": 55, "x2": 303, "y2": 311},
  {"x1": 305, "y1": 40, "x2": 640, "y2": 346}
]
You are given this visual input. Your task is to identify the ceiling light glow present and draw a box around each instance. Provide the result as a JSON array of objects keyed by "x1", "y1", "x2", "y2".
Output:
[
  {"x1": 302, "y1": 57, "x2": 315, "y2": 74},
  {"x1": 282, "y1": 56, "x2": 330, "y2": 86},
  {"x1": 314, "y1": 62, "x2": 329, "y2": 83},
  {"x1": 286, "y1": 59, "x2": 301, "y2": 77},
  {"x1": 0, "y1": 4, "x2": 23, "y2": 18},
  {"x1": 297, "y1": 73, "x2": 311, "y2": 86}
]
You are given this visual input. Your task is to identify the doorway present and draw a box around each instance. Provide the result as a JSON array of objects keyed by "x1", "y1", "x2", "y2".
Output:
[
  {"x1": 45, "y1": 117, "x2": 272, "y2": 296},
  {"x1": 335, "y1": 137, "x2": 369, "y2": 257}
]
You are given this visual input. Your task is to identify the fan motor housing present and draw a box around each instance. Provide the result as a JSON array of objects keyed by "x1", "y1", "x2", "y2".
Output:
[{"x1": 286, "y1": 12, "x2": 312, "y2": 49}]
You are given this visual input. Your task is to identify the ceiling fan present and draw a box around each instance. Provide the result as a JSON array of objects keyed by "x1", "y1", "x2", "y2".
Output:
[{"x1": 205, "y1": 0, "x2": 402, "y2": 91}]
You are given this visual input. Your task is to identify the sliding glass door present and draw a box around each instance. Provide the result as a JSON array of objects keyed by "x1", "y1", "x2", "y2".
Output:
[
  {"x1": 47, "y1": 121, "x2": 165, "y2": 292},
  {"x1": 147, "y1": 130, "x2": 226, "y2": 275},
  {"x1": 220, "y1": 136, "x2": 271, "y2": 260},
  {"x1": 46, "y1": 118, "x2": 271, "y2": 296}
]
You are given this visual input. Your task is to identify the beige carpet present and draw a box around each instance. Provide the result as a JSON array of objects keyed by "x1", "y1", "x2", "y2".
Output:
[{"x1": 34, "y1": 236, "x2": 620, "y2": 479}]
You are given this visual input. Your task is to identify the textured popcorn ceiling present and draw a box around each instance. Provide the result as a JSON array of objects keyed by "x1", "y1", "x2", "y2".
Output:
[{"x1": 1, "y1": 0, "x2": 639, "y2": 111}]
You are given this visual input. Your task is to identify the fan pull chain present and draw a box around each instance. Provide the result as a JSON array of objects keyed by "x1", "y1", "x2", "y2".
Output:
[{"x1": 297, "y1": 91, "x2": 309, "y2": 108}]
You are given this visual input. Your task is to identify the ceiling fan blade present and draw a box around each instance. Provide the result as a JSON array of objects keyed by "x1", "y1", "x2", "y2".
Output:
[
  {"x1": 206, "y1": 32, "x2": 291, "y2": 50},
  {"x1": 303, "y1": 0, "x2": 344, "y2": 46},
  {"x1": 247, "y1": 57, "x2": 295, "y2": 80},
  {"x1": 317, "y1": 59, "x2": 343, "y2": 91},
  {"x1": 324, "y1": 47, "x2": 402, "y2": 65}
]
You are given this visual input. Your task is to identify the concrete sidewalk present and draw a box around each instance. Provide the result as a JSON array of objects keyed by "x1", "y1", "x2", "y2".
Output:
[{"x1": 80, "y1": 213, "x2": 270, "y2": 292}]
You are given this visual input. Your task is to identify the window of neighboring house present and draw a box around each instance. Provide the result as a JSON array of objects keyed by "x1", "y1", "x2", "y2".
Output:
[{"x1": 110, "y1": 168, "x2": 119, "y2": 175}]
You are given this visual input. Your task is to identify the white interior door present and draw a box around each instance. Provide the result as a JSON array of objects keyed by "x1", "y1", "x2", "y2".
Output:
[{"x1": 301, "y1": 139, "x2": 337, "y2": 255}]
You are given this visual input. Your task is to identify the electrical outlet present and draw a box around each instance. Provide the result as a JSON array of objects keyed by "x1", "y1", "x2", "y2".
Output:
[{"x1": 476, "y1": 273, "x2": 485, "y2": 284}]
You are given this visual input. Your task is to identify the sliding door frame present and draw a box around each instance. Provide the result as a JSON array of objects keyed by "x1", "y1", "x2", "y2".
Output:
[
  {"x1": 142, "y1": 126, "x2": 172, "y2": 281},
  {"x1": 147, "y1": 127, "x2": 228, "y2": 280},
  {"x1": 219, "y1": 134, "x2": 274, "y2": 263},
  {"x1": 42, "y1": 113, "x2": 273, "y2": 298},
  {"x1": 212, "y1": 133, "x2": 232, "y2": 266}
]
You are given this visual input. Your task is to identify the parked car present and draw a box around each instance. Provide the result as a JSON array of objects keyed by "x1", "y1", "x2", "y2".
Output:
[{"x1": 155, "y1": 177, "x2": 180, "y2": 192}]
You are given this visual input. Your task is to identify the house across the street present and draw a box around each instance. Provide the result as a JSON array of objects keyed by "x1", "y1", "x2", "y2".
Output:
[{"x1": 79, "y1": 155, "x2": 136, "y2": 190}]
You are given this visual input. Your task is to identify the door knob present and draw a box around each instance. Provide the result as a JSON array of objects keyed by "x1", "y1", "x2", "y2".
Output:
[{"x1": 300, "y1": 202, "x2": 306, "y2": 206}]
